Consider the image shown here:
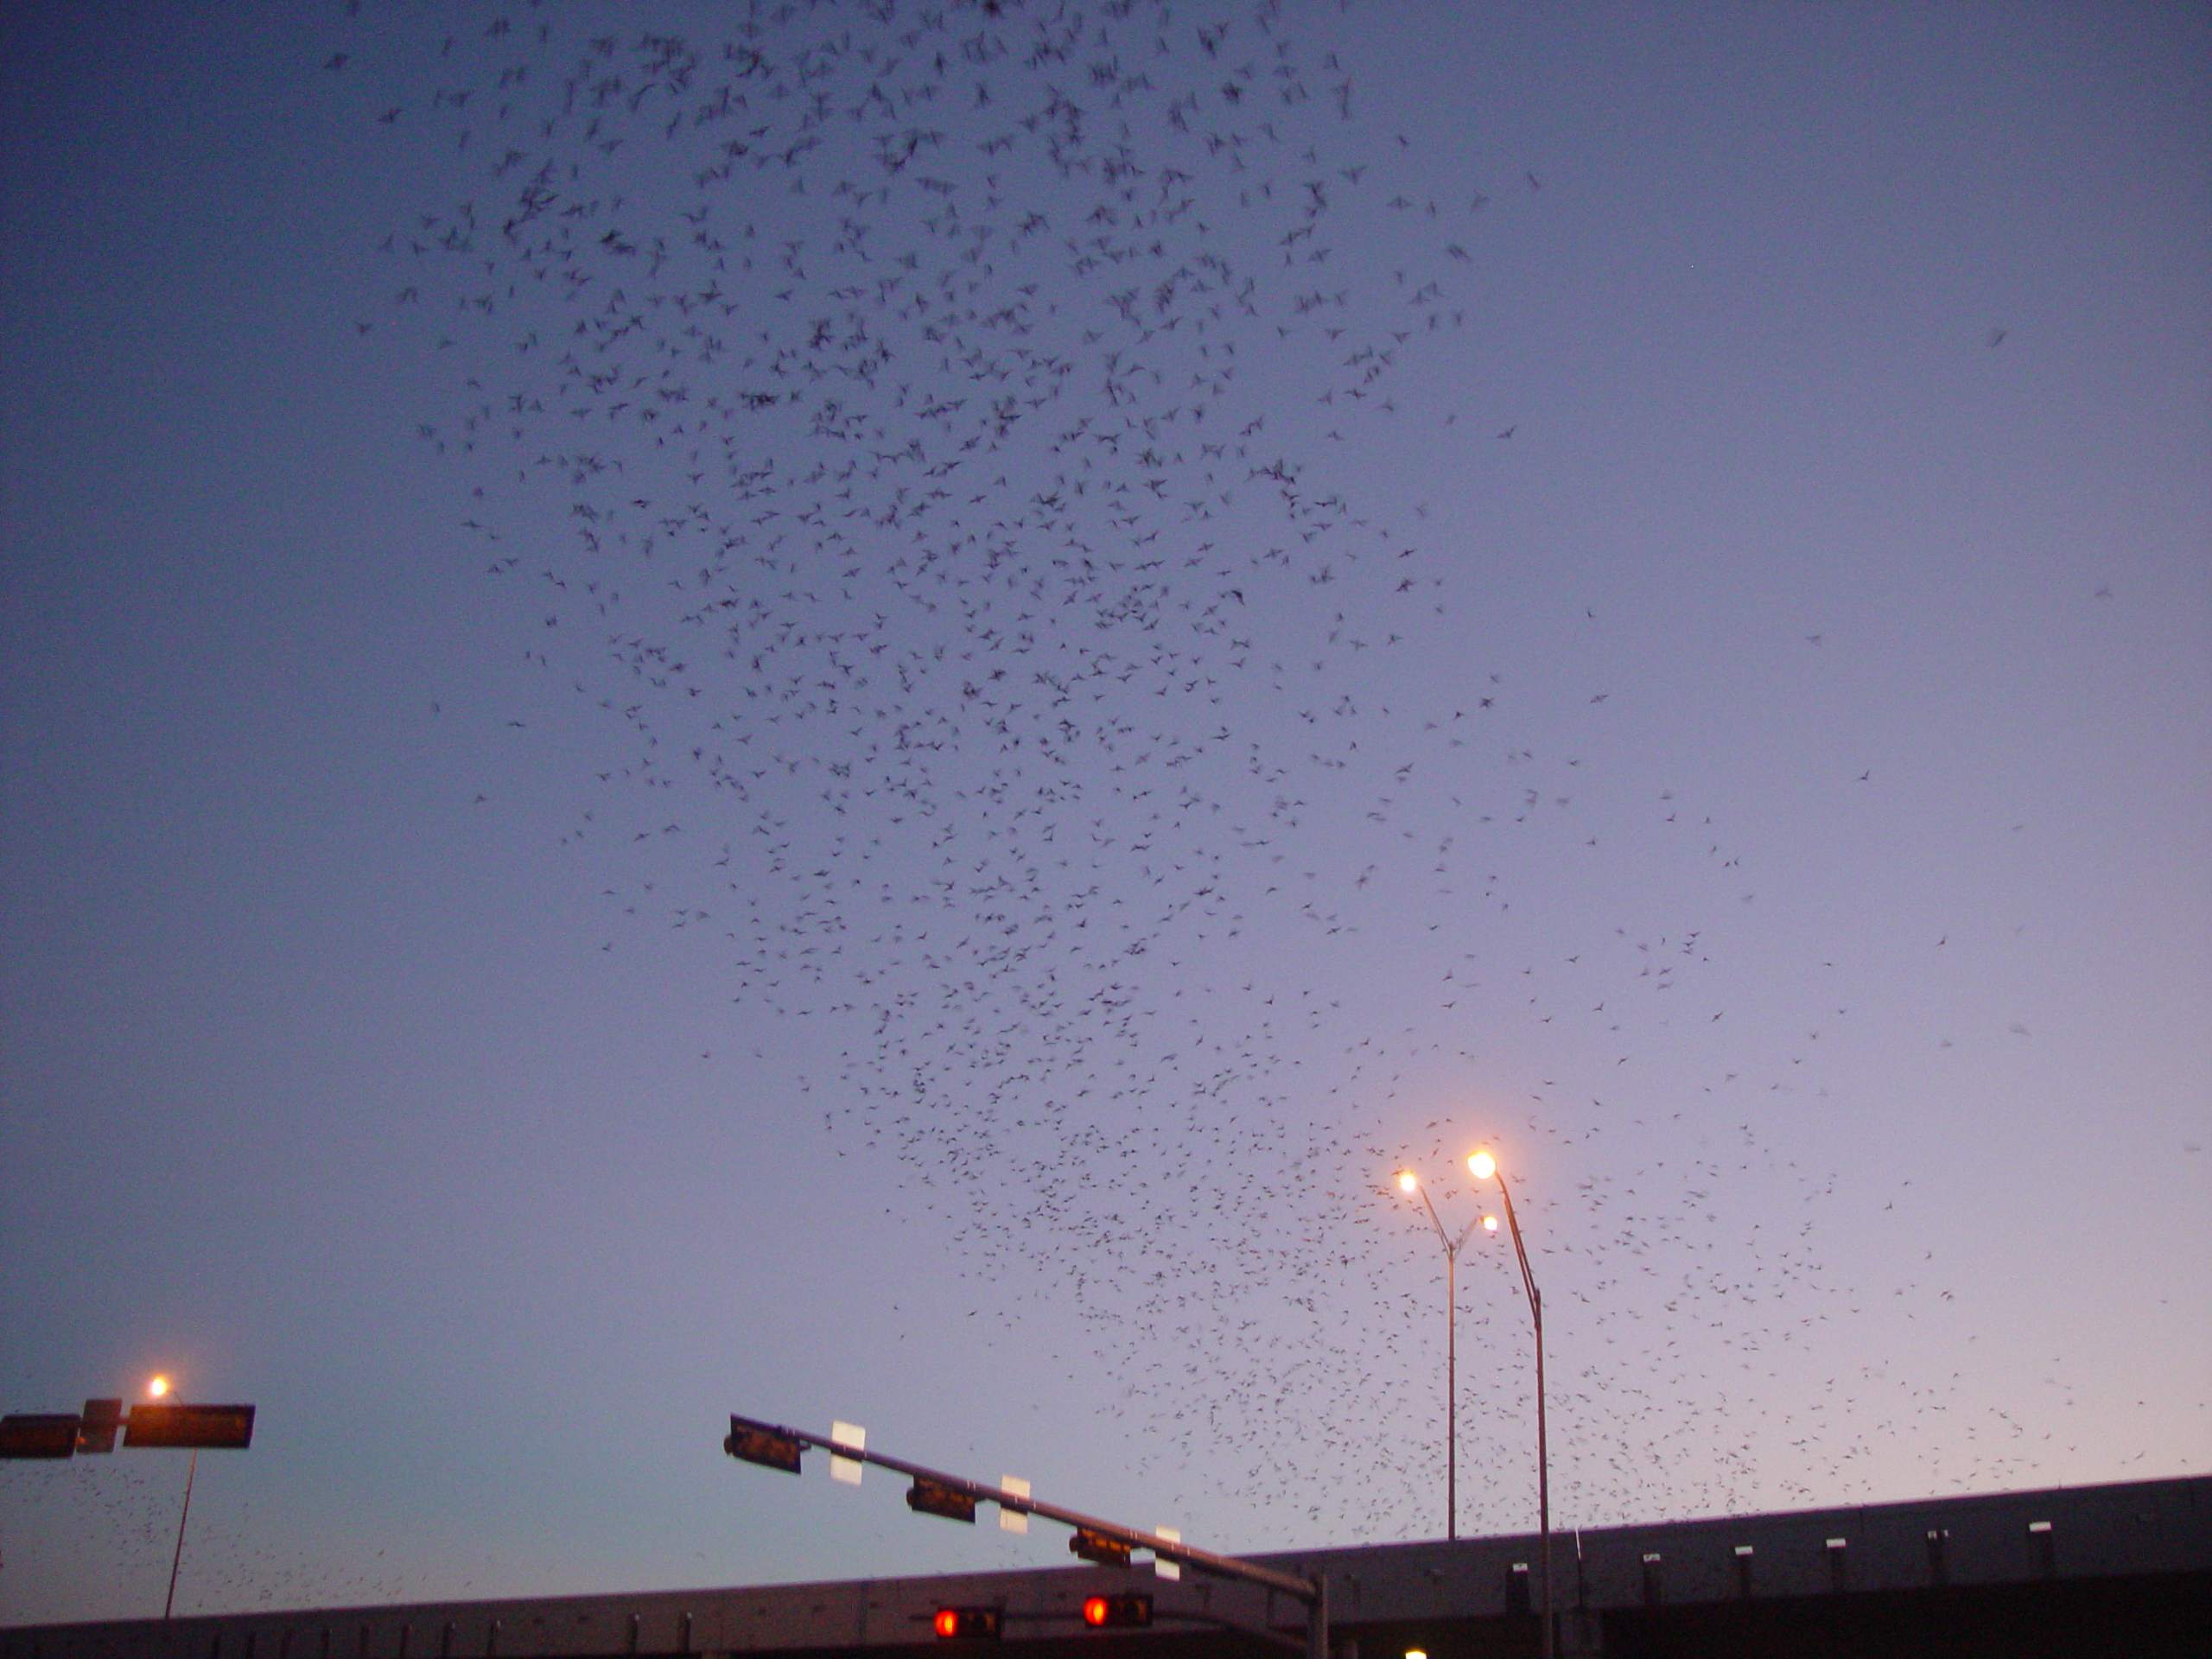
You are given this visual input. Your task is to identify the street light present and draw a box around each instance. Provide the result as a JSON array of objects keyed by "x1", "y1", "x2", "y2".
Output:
[
  {"x1": 1467, "y1": 1148, "x2": 1552, "y2": 1659},
  {"x1": 1393, "y1": 1168, "x2": 1486, "y2": 1541}
]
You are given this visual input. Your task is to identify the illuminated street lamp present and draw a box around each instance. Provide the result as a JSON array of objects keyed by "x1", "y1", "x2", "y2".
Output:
[
  {"x1": 1468, "y1": 1148, "x2": 1553, "y2": 1659},
  {"x1": 1392, "y1": 1168, "x2": 1487, "y2": 1541}
]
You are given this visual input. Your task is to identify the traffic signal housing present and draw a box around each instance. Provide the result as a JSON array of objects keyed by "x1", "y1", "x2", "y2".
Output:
[
  {"x1": 1069, "y1": 1527, "x2": 1132, "y2": 1567},
  {"x1": 1083, "y1": 1593, "x2": 1153, "y2": 1628},
  {"x1": 932, "y1": 1606, "x2": 1001, "y2": 1640},
  {"x1": 906, "y1": 1477, "x2": 976, "y2": 1523},
  {"x1": 724, "y1": 1417, "x2": 804, "y2": 1474}
]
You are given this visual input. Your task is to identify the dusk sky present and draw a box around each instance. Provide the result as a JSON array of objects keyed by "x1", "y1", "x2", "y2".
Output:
[{"x1": 3, "y1": 0, "x2": 2206, "y2": 1630}]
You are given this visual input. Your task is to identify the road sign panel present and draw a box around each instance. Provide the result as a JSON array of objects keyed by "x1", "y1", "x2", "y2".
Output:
[
  {"x1": 830, "y1": 1421, "x2": 865, "y2": 1485},
  {"x1": 124, "y1": 1403, "x2": 255, "y2": 1450},
  {"x1": 78, "y1": 1399, "x2": 124, "y2": 1455},
  {"x1": 0, "y1": 1414, "x2": 79, "y2": 1459},
  {"x1": 1154, "y1": 1525, "x2": 1181, "y2": 1581}
]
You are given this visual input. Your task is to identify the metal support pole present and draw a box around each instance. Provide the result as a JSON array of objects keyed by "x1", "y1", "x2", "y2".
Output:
[
  {"x1": 1535, "y1": 1302, "x2": 1550, "y2": 1659},
  {"x1": 162, "y1": 1447, "x2": 197, "y2": 1620},
  {"x1": 1305, "y1": 1572, "x2": 1328, "y2": 1659},
  {"x1": 1445, "y1": 1248, "x2": 1456, "y2": 1541},
  {"x1": 1491, "y1": 1179, "x2": 1552, "y2": 1659},
  {"x1": 1406, "y1": 1180, "x2": 1480, "y2": 1542}
]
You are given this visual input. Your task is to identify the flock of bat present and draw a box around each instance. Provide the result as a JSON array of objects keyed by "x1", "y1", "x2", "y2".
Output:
[{"x1": 312, "y1": 0, "x2": 2072, "y2": 1567}]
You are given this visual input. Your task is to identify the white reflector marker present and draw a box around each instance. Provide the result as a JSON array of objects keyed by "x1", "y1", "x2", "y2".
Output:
[
  {"x1": 999, "y1": 1475, "x2": 1029, "y2": 1534},
  {"x1": 1154, "y1": 1526, "x2": 1181, "y2": 1580},
  {"x1": 830, "y1": 1421, "x2": 866, "y2": 1485}
]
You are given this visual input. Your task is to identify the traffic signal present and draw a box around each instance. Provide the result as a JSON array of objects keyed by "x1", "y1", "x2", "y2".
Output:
[
  {"x1": 724, "y1": 1416, "x2": 804, "y2": 1474},
  {"x1": 78, "y1": 1399, "x2": 122, "y2": 1455},
  {"x1": 1083, "y1": 1593, "x2": 1153, "y2": 1628},
  {"x1": 0, "y1": 1414, "x2": 79, "y2": 1459},
  {"x1": 932, "y1": 1606, "x2": 1001, "y2": 1640},
  {"x1": 906, "y1": 1477, "x2": 976, "y2": 1523},
  {"x1": 1070, "y1": 1527, "x2": 1132, "y2": 1567}
]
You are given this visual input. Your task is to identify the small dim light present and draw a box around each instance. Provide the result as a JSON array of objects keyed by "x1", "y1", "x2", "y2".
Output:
[
  {"x1": 147, "y1": 1376, "x2": 171, "y2": 1399},
  {"x1": 1468, "y1": 1150, "x2": 1496, "y2": 1179},
  {"x1": 1397, "y1": 1171, "x2": 1417, "y2": 1193},
  {"x1": 1483, "y1": 1215, "x2": 1498, "y2": 1232}
]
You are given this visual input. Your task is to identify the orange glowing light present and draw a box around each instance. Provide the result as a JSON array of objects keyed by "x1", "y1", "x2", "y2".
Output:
[
  {"x1": 1396, "y1": 1171, "x2": 1417, "y2": 1193},
  {"x1": 1483, "y1": 1215, "x2": 1499, "y2": 1232},
  {"x1": 147, "y1": 1376, "x2": 171, "y2": 1399},
  {"x1": 1467, "y1": 1150, "x2": 1497, "y2": 1179},
  {"x1": 1083, "y1": 1598, "x2": 1109, "y2": 1627},
  {"x1": 935, "y1": 1611, "x2": 959, "y2": 1639}
]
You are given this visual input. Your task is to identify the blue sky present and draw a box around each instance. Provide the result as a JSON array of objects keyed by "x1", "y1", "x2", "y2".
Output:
[{"x1": 3, "y1": 0, "x2": 2206, "y2": 1628}]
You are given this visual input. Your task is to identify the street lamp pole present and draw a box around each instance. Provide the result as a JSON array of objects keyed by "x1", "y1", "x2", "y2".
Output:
[
  {"x1": 1395, "y1": 1172, "x2": 1484, "y2": 1541},
  {"x1": 1471, "y1": 1151, "x2": 1552, "y2": 1659},
  {"x1": 162, "y1": 1447, "x2": 198, "y2": 1620}
]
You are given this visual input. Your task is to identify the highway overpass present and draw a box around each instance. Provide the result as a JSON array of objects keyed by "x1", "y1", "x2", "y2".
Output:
[{"x1": 4, "y1": 1473, "x2": 2205, "y2": 1657}]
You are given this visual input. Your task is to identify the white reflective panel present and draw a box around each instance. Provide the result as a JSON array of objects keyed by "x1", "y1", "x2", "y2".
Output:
[
  {"x1": 1153, "y1": 1525, "x2": 1180, "y2": 1580},
  {"x1": 830, "y1": 1421, "x2": 866, "y2": 1485},
  {"x1": 998, "y1": 1475, "x2": 1029, "y2": 1533}
]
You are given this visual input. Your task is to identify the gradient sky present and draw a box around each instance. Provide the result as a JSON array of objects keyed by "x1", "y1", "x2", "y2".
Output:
[{"x1": 3, "y1": 0, "x2": 2207, "y2": 1630}]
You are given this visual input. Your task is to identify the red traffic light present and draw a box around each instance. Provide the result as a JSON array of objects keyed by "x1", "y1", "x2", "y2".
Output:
[
  {"x1": 1083, "y1": 1593, "x2": 1153, "y2": 1628},
  {"x1": 1070, "y1": 1527, "x2": 1133, "y2": 1567},
  {"x1": 933, "y1": 1606, "x2": 1001, "y2": 1640}
]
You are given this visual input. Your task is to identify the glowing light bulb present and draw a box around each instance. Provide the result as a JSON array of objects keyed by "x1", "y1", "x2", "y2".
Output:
[
  {"x1": 148, "y1": 1376, "x2": 171, "y2": 1398},
  {"x1": 1483, "y1": 1215, "x2": 1499, "y2": 1232},
  {"x1": 1468, "y1": 1150, "x2": 1497, "y2": 1179},
  {"x1": 1396, "y1": 1171, "x2": 1418, "y2": 1193}
]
